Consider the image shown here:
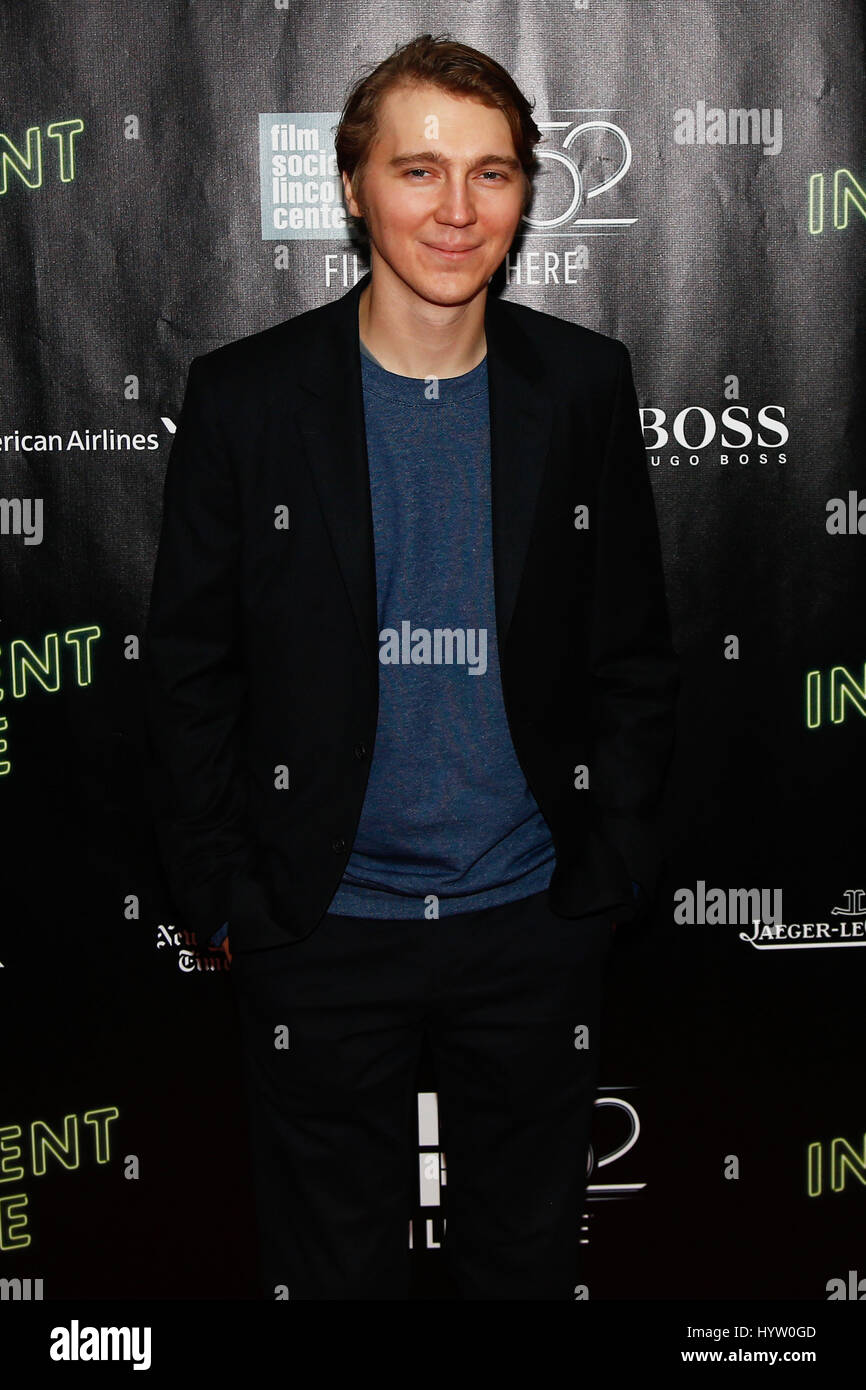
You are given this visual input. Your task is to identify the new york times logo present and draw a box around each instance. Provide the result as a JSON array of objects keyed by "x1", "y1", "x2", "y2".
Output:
[{"x1": 379, "y1": 622, "x2": 487, "y2": 675}]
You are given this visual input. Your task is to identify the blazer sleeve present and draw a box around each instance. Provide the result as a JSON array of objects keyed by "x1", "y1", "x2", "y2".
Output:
[
  {"x1": 586, "y1": 341, "x2": 680, "y2": 907},
  {"x1": 142, "y1": 354, "x2": 253, "y2": 945}
]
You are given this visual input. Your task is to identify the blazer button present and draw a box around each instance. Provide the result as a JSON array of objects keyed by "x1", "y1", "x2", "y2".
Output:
[
  {"x1": 332, "y1": 837, "x2": 347, "y2": 853},
  {"x1": 353, "y1": 743, "x2": 367, "y2": 760}
]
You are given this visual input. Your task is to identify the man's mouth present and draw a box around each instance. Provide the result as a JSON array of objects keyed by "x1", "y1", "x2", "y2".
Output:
[{"x1": 422, "y1": 242, "x2": 481, "y2": 260}]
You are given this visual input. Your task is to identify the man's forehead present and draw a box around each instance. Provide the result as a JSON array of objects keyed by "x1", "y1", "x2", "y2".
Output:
[{"x1": 373, "y1": 85, "x2": 515, "y2": 148}]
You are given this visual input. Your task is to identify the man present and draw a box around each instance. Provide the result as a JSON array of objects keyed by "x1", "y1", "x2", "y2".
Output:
[{"x1": 143, "y1": 35, "x2": 679, "y2": 1299}]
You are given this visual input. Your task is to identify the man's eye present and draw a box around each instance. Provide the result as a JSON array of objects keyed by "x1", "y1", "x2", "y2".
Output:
[{"x1": 405, "y1": 169, "x2": 506, "y2": 181}]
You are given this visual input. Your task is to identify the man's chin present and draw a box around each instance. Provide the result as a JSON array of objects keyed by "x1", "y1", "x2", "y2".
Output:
[{"x1": 406, "y1": 265, "x2": 492, "y2": 306}]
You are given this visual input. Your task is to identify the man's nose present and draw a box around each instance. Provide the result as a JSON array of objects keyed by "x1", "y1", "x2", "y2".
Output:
[{"x1": 434, "y1": 178, "x2": 477, "y2": 224}]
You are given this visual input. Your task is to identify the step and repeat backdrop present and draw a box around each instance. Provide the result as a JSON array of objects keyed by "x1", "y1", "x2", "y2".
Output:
[{"x1": 1, "y1": 1, "x2": 864, "y2": 1302}]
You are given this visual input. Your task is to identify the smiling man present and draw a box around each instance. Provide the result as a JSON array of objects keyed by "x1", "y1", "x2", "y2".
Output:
[
  {"x1": 144, "y1": 33, "x2": 680, "y2": 1300},
  {"x1": 342, "y1": 79, "x2": 526, "y2": 379}
]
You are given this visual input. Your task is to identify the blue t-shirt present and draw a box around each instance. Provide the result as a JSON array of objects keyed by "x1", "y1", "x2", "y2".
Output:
[{"x1": 325, "y1": 337, "x2": 557, "y2": 919}]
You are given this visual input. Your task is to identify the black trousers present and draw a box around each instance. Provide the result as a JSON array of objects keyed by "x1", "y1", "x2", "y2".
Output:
[{"x1": 229, "y1": 887, "x2": 615, "y2": 1300}]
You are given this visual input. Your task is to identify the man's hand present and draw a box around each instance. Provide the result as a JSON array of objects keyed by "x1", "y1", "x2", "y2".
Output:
[{"x1": 197, "y1": 925, "x2": 232, "y2": 963}]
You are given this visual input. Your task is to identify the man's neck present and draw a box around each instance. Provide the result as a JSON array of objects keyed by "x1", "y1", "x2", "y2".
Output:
[{"x1": 357, "y1": 274, "x2": 487, "y2": 380}]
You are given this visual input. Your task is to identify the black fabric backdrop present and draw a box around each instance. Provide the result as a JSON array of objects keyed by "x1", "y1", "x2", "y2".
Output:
[{"x1": 0, "y1": 0, "x2": 864, "y2": 1299}]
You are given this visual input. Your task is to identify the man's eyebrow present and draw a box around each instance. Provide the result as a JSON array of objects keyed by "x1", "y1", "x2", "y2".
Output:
[{"x1": 387, "y1": 150, "x2": 522, "y2": 172}]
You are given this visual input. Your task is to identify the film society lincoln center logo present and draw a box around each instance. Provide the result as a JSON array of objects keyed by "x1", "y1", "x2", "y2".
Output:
[{"x1": 259, "y1": 114, "x2": 345, "y2": 239}]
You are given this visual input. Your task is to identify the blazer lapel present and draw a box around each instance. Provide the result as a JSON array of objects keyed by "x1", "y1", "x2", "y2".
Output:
[{"x1": 292, "y1": 269, "x2": 555, "y2": 672}]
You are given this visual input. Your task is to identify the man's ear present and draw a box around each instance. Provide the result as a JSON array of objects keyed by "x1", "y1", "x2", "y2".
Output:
[{"x1": 342, "y1": 169, "x2": 361, "y2": 220}]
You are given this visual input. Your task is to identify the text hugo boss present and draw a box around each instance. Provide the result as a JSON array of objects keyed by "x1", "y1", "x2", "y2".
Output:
[{"x1": 641, "y1": 403, "x2": 788, "y2": 460}]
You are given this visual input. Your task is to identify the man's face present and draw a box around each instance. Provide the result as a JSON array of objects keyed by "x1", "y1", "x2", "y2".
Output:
[{"x1": 342, "y1": 82, "x2": 527, "y2": 307}]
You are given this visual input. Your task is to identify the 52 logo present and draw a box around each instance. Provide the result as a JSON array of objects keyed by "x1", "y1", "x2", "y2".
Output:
[{"x1": 524, "y1": 117, "x2": 636, "y2": 234}]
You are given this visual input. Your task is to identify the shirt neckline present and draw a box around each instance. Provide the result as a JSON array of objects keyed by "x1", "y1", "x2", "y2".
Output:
[{"x1": 359, "y1": 336, "x2": 488, "y2": 402}]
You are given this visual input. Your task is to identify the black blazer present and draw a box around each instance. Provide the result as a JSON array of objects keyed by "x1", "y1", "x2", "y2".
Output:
[{"x1": 143, "y1": 269, "x2": 680, "y2": 955}]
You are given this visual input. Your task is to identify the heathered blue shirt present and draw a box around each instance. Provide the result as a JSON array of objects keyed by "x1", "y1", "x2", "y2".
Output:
[{"x1": 324, "y1": 335, "x2": 557, "y2": 919}]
